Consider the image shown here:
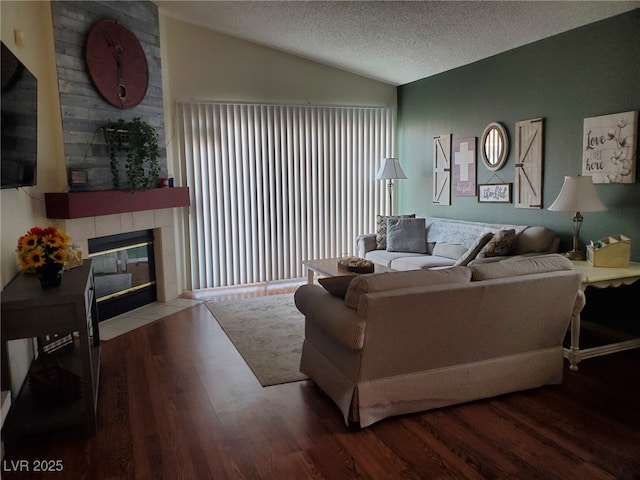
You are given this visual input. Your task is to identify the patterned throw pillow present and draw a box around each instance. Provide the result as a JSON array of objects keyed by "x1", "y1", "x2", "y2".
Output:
[
  {"x1": 375, "y1": 214, "x2": 416, "y2": 250},
  {"x1": 476, "y1": 229, "x2": 516, "y2": 259}
]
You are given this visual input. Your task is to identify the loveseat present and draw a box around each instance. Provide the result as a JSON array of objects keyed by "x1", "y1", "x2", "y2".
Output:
[
  {"x1": 357, "y1": 216, "x2": 560, "y2": 270},
  {"x1": 294, "y1": 254, "x2": 584, "y2": 428}
]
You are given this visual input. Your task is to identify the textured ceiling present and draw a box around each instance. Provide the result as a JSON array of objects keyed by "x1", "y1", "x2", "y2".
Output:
[{"x1": 156, "y1": 1, "x2": 639, "y2": 86}]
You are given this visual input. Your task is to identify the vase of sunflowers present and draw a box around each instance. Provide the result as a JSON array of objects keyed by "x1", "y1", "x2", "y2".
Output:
[{"x1": 16, "y1": 226, "x2": 70, "y2": 288}]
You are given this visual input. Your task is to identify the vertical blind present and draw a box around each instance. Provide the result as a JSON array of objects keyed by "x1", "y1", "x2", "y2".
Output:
[{"x1": 177, "y1": 102, "x2": 396, "y2": 289}]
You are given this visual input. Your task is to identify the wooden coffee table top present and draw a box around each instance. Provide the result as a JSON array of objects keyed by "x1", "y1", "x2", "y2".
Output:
[{"x1": 302, "y1": 257, "x2": 394, "y2": 281}]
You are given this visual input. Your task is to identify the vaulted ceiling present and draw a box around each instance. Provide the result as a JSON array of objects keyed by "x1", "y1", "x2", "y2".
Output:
[{"x1": 156, "y1": 1, "x2": 639, "y2": 86}]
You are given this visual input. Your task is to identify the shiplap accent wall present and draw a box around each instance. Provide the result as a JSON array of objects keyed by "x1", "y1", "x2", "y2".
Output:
[{"x1": 50, "y1": 1, "x2": 167, "y2": 191}]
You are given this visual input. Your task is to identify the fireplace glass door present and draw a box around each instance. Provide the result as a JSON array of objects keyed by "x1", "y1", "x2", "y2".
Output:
[{"x1": 88, "y1": 230, "x2": 157, "y2": 321}]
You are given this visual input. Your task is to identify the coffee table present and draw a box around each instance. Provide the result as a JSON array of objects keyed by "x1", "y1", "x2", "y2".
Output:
[{"x1": 302, "y1": 258, "x2": 394, "y2": 284}]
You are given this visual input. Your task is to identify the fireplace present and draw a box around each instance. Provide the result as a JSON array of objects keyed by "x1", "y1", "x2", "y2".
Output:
[
  {"x1": 88, "y1": 230, "x2": 157, "y2": 321},
  {"x1": 45, "y1": 188, "x2": 191, "y2": 320}
]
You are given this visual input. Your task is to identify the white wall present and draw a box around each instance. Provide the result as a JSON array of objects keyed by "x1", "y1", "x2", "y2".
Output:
[
  {"x1": 1, "y1": 0, "x2": 66, "y2": 395},
  {"x1": 0, "y1": 1, "x2": 66, "y2": 288},
  {"x1": 158, "y1": 14, "x2": 397, "y2": 292}
]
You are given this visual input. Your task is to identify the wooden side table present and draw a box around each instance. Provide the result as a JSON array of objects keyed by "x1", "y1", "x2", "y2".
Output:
[
  {"x1": 565, "y1": 260, "x2": 640, "y2": 371},
  {"x1": 1, "y1": 260, "x2": 100, "y2": 436}
]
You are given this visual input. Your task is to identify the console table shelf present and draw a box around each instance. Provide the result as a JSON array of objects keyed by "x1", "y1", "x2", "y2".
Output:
[{"x1": 1, "y1": 260, "x2": 100, "y2": 437}]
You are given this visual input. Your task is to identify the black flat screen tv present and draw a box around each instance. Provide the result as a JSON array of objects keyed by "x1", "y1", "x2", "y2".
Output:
[{"x1": 1, "y1": 41, "x2": 38, "y2": 189}]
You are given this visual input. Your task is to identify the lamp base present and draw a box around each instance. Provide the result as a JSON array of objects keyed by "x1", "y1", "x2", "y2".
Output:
[{"x1": 563, "y1": 250, "x2": 585, "y2": 261}]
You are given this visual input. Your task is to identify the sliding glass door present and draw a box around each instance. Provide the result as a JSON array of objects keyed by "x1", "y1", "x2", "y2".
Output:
[{"x1": 177, "y1": 102, "x2": 396, "y2": 289}]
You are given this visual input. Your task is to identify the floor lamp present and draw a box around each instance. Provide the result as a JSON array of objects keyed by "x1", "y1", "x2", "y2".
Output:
[
  {"x1": 376, "y1": 158, "x2": 407, "y2": 216},
  {"x1": 548, "y1": 175, "x2": 606, "y2": 260}
]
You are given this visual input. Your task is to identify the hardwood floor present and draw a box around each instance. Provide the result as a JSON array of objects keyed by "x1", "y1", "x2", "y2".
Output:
[{"x1": 3, "y1": 288, "x2": 640, "y2": 480}]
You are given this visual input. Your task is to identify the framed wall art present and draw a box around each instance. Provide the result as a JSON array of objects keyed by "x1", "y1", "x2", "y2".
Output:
[
  {"x1": 582, "y1": 110, "x2": 637, "y2": 184},
  {"x1": 453, "y1": 137, "x2": 476, "y2": 197},
  {"x1": 68, "y1": 168, "x2": 90, "y2": 191},
  {"x1": 478, "y1": 183, "x2": 512, "y2": 203}
]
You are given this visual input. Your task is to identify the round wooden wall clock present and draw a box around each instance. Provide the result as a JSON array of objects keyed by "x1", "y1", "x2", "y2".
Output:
[{"x1": 85, "y1": 19, "x2": 149, "y2": 109}]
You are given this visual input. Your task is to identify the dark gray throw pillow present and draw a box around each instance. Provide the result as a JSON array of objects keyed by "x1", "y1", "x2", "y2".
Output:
[
  {"x1": 386, "y1": 218, "x2": 427, "y2": 253},
  {"x1": 318, "y1": 275, "x2": 354, "y2": 298}
]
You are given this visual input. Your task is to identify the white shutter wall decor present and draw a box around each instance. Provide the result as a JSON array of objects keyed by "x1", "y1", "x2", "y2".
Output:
[
  {"x1": 433, "y1": 134, "x2": 452, "y2": 206},
  {"x1": 177, "y1": 102, "x2": 396, "y2": 289},
  {"x1": 515, "y1": 118, "x2": 544, "y2": 209}
]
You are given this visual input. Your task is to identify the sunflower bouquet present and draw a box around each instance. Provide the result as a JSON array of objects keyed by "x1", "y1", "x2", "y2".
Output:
[{"x1": 16, "y1": 226, "x2": 70, "y2": 272}]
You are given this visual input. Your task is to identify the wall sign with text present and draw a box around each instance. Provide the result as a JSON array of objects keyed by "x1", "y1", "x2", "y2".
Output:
[
  {"x1": 477, "y1": 183, "x2": 512, "y2": 203},
  {"x1": 582, "y1": 110, "x2": 637, "y2": 184}
]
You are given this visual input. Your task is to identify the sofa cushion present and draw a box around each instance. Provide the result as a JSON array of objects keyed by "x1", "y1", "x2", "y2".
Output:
[
  {"x1": 476, "y1": 229, "x2": 516, "y2": 259},
  {"x1": 390, "y1": 255, "x2": 457, "y2": 270},
  {"x1": 318, "y1": 275, "x2": 355, "y2": 298},
  {"x1": 365, "y1": 249, "x2": 425, "y2": 267},
  {"x1": 469, "y1": 254, "x2": 574, "y2": 281},
  {"x1": 431, "y1": 242, "x2": 467, "y2": 260},
  {"x1": 376, "y1": 214, "x2": 415, "y2": 250},
  {"x1": 511, "y1": 226, "x2": 556, "y2": 254},
  {"x1": 386, "y1": 218, "x2": 427, "y2": 253},
  {"x1": 344, "y1": 267, "x2": 471, "y2": 309}
]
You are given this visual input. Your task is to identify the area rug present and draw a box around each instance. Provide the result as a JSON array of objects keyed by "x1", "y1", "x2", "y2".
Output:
[{"x1": 205, "y1": 294, "x2": 309, "y2": 387}]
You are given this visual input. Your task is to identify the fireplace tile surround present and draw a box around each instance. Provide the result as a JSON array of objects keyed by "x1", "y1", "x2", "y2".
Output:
[{"x1": 59, "y1": 208, "x2": 178, "y2": 304}]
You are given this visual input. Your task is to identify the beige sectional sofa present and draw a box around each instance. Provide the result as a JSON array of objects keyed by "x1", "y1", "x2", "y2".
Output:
[
  {"x1": 294, "y1": 255, "x2": 584, "y2": 428},
  {"x1": 357, "y1": 216, "x2": 560, "y2": 269}
]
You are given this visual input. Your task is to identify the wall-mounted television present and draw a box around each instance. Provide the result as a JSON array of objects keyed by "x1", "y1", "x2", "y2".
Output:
[{"x1": 1, "y1": 41, "x2": 38, "y2": 189}]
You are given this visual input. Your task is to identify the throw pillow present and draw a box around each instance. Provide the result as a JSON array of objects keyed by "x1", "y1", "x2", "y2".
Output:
[
  {"x1": 318, "y1": 275, "x2": 354, "y2": 298},
  {"x1": 386, "y1": 218, "x2": 427, "y2": 253},
  {"x1": 376, "y1": 214, "x2": 415, "y2": 250},
  {"x1": 476, "y1": 229, "x2": 516, "y2": 259},
  {"x1": 431, "y1": 243, "x2": 468, "y2": 260}
]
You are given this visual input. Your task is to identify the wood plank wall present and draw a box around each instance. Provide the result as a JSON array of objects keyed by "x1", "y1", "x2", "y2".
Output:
[{"x1": 50, "y1": 1, "x2": 167, "y2": 191}]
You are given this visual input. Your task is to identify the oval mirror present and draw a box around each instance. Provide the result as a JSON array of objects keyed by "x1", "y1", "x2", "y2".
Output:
[{"x1": 481, "y1": 122, "x2": 509, "y2": 171}]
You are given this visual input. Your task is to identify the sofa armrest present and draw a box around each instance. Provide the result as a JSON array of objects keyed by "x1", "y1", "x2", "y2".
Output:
[
  {"x1": 294, "y1": 284, "x2": 366, "y2": 350},
  {"x1": 549, "y1": 237, "x2": 561, "y2": 253},
  {"x1": 356, "y1": 233, "x2": 378, "y2": 257}
]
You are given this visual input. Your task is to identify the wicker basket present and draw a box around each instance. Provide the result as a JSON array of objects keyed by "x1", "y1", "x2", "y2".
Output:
[
  {"x1": 337, "y1": 257, "x2": 375, "y2": 273},
  {"x1": 29, "y1": 352, "x2": 81, "y2": 405}
]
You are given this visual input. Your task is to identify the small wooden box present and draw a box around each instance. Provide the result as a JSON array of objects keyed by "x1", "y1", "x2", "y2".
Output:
[
  {"x1": 65, "y1": 245, "x2": 83, "y2": 270},
  {"x1": 586, "y1": 235, "x2": 631, "y2": 268}
]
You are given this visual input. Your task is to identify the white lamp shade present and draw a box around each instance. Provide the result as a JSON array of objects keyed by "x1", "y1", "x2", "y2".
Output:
[
  {"x1": 376, "y1": 158, "x2": 407, "y2": 180},
  {"x1": 548, "y1": 175, "x2": 606, "y2": 212}
]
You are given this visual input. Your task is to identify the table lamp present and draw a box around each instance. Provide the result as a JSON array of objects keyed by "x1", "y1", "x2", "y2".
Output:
[{"x1": 548, "y1": 175, "x2": 606, "y2": 260}]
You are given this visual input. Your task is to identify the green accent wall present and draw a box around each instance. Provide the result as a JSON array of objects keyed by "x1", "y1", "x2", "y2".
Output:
[{"x1": 397, "y1": 9, "x2": 640, "y2": 260}]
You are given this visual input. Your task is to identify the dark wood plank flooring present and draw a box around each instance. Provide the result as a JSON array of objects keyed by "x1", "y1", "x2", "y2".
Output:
[{"x1": 3, "y1": 294, "x2": 640, "y2": 479}]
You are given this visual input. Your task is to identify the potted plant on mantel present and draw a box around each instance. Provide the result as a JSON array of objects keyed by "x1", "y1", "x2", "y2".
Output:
[{"x1": 103, "y1": 117, "x2": 160, "y2": 191}]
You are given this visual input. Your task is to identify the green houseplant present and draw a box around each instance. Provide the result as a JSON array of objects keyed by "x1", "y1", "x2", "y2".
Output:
[{"x1": 104, "y1": 117, "x2": 161, "y2": 191}]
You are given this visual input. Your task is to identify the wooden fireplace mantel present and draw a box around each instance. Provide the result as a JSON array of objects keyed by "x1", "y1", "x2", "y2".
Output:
[{"x1": 44, "y1": 187, "x2": 190, "y2": 219}]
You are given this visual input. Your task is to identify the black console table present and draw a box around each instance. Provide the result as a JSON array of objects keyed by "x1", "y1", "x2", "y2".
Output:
[{"x1": 1, "y1": 260, "x2": 100, "y2": 436}]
